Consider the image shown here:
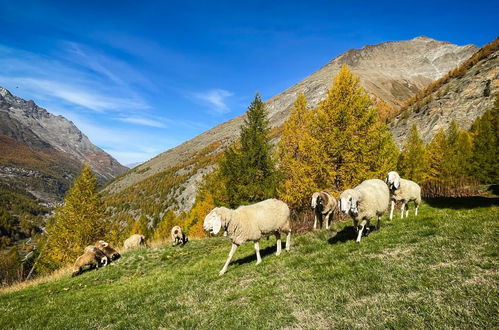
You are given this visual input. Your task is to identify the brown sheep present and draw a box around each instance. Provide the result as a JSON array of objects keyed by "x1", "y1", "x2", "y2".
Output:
[{"x1": 95, "y1": 240, "x2": 121, "y2": 261}]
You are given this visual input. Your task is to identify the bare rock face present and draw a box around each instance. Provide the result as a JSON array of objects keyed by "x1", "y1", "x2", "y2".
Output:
[
  {"x1": 391, "y1": 41, "x2": 499, "y2": 146},
  {"x1": 105, "y1": 37, "x2": 477, "y2": 200},
  {"x1": 0, "y1": 87, "x2": 128, "y2": 200}
]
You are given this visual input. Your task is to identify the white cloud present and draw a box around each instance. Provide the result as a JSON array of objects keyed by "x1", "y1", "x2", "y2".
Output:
[
  {"x1": 117, "y1": 116, "x2": 167, "y2": 128},
  {"x1": 193, "y1": 89, "x2": 233, "y2": 114}
]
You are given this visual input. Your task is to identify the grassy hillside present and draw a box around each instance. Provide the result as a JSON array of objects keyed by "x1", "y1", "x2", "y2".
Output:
[{"x1": 1, "y1": 200, "x2": 497, "y2": 329}]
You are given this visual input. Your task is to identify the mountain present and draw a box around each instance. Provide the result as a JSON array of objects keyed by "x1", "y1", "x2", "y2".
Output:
[
  {"x1": 391, "y1": 38, "x2": 499, "y2": 146},
  {"x1": 104, "y1": 37, "x2": 477, "y2": 214},
  {"x1": 0, "y1": 87, "x2": 128, "y2": 202}
]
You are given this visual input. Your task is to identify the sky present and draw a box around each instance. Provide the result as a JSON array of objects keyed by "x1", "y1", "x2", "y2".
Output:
[{"x1": 0, "y1": 1, "x2": 497, "y2": 166}]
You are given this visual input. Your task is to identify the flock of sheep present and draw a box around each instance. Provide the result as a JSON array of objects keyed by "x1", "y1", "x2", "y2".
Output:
[{"x1": 72, "y1": 171, "x2": 421, "y2": 277}]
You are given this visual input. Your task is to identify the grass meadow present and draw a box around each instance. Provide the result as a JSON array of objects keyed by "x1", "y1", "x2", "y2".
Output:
[{"x1": 1, "y1": 198, "x2": 498, "y2": 329}]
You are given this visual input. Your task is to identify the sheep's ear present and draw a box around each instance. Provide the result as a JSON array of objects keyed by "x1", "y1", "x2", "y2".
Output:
[
  {"x1": 394, "y1": 178, "x2": 400, "y2": 189},
  {"x1": 211, "y1": 214, "x2": 222, "y2": 235}
]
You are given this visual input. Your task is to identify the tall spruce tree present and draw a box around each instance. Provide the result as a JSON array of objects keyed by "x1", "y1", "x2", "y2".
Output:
[
  {"x1": 278, "y1": 92, "x2": 318, "y2": 210},
  {"x1": 40, "y1": 164, "x2": 107, "y2": 269},
  {"x1": 219, "y1": 93, "x2": 279, "y2": 207},
  {"x1": 309, "y1": 65, "x2": 398, "y2": 191},
  {"x1": 470, "y1": 96, "x2": 499, "y2": 183},
  {"x1": 397, "y1": 125, "x2": 428, "y2": 182}
]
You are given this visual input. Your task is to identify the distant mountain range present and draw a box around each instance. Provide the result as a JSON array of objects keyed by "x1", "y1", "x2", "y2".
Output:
[
  {"x1": 104, "y1": 36, "x2": 480, "y2": 214},
  {"x1": 0, "y1": 87, "x2": 127, "y2": 202}
]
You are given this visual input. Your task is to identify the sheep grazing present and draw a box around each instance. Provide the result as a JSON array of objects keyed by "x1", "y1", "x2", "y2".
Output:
[
  {"x1": 204, "y1": 199, "x2": 291, "y2": 275},
  {"x1": 72, "y1": 249, "x2": 107, "y2": 277},
  {"x1": 385, "y1": 171, "x2": 422, "y2": 220},
  {"x1": 124, "y1": 234, "x2": 147, "y2": 250},
  {"x1": 171, "y1": 226, "x2": 188, "y2": 246},
  {"x1": 339, "y1": 179, "x2": 390, "y2": 243},
  {"x1": 95, "y1": 240, "x2": 121, "y2": 261},
  {"x1": 311, "y1": 191, "x2": 337, "y2": 230}
]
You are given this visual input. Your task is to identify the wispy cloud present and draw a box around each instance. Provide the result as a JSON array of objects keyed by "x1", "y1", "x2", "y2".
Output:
[
  {"x1": 193, "y1": 89, "x2": 233, "y2": 114},
  {"x1": 117, "y1": 116, "x2": 167, "y2": 128}
]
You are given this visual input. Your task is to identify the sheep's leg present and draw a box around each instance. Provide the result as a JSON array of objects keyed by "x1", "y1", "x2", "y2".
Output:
[
  {"x1": 219, "y1": 243, "x2": 238, "y2": 276},
  {"x1": 285, "y1": 230, "x2": 291, "y2": 252},
  {"x1": 415, "y1": 204, "x2": 419, "y2": 216},
  {"x1": 400, "y1": 203, "x2": 405, "y2": 219},
  {"x1": 254, "y1": 241, "x2": 262, "y2": 265},
  {"x1": 405, "y1": 206, "x2": 409, "y2": 218},
  {"x1": 313, "y1": 214, "x2": 317, "y2": 230},
  {"x1": 325, "y1": 213, "x2": 331, "y2": 230},
  {"x1": 389, "y1": 200, "x2": 395, "y2": 220},
  {"x1": 275, "y1": 232, "x2": 282, "y2": 256},
  {"x1": 356, "y1": 220, "x2": 367, "y2": 243}
]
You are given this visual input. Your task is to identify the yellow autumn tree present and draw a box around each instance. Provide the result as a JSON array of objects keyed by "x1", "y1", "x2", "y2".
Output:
[
  {"x1": 277, "y1": 92, "x2": 318, "y2": 210},
  {"x1": 309, "y1": 65, "x2": 398, "y2": 192},
  {"x1": 153, "y1": 210, "x2": 176, "y2": 242},
  {"x1": 39, "y1": 164, "x2": 107, "y2": 271},
  {"x1": 397, "y1": 125, "x2": 428, "y2": 182}
]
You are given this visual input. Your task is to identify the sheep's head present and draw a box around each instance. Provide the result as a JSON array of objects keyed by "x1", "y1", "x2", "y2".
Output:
[
  {"x1": 98, "y1": 240, "x2": 109, "y2": 248},
  {"x1": 386, "y1": 171, "x2": 400, "y2": 190},
  {"x1": 339, "y1": 190, "x2": 359, "y2": 216},
  {"x1": 204, "y1": 209, "x2": 222, "y2": 235},
  {"x1": 311, "y1": 192, "x2": 323, "y2": 211}
]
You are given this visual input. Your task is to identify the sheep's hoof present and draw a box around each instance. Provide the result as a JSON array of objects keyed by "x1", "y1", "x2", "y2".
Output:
[
  {"x1": 219, "y1": 270, "x2": 226, "y2": 276},
  {"x1": 276, "y1": 252, "x2": 281, "y2": 256},
  {"x1": 256, "y1": 260, "x2": 262, "y2": 265}
]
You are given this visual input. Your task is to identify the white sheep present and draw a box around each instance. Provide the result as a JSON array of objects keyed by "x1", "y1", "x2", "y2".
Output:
[
  {"x1": 385, "y1": 171, "x2": 422, "y2": 220},
  {"x1": 339, "y1": 179, "x2": 390, "y2": 243},
  {"x1": 311, "y1": 191, "x2": 337, "y2": 230},
  {"x1": 171, "y1": 226, "x2": 188, "y2": 246},
  {"x1": 203, "y1": 199, "x2": 291, "y2": 275},
  {"x1": 72, "y1": 249, "x2": 107, "y2": 277},
  {"x1": 124, "y1": 234, "x2": 147, "y2": 250}
]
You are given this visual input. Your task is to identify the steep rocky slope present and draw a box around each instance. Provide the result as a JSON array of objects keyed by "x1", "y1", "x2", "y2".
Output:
[
  {"x1": 105, "y1": 37, "x2": 477, "y2": 213},
  {"x1": 0, "y1": 87, "x2": 128, "y2": 201},
  {"x1": 391, "y1": 38, "x2": 499, "y2": 146}
]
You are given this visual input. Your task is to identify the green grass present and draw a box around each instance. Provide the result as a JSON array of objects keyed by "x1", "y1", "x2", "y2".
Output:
[{"x1": 1, "y1": 200, "x2": 498, "y2": 329}]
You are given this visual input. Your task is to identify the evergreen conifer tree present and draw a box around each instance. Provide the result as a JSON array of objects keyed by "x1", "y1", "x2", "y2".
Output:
[{"x1": 219, "y1": 93, "x2": 279, "y2": 207}]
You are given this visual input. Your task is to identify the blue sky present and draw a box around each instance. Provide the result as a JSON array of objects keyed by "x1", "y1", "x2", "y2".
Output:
[{"x1": 1, "y1": 1, "x2": 497, "y2": 165}]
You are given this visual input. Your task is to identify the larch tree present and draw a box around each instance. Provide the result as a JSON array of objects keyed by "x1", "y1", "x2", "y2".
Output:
[
  {"x1": 40, "y1": 164, "x2": 107, "y2": 269},
  {"x1": 219, "y1": 93, "x2": 279, "y2": 207},
  {"x1": 309, "y1": 64, "x2": 398, "y2": 192},
  {"x1": 445, "y1": 121, "x2": 473, "y2": 179},
  {"x1": 426, "y1": 129, "x2": 447, "y2": 182},
  {"x1": 277, "y1": 92, "x2": 318, "y2": 210},
  {"x1": 397, "y1": 125, "x2": 428, "y2": 182},
  {"x1": 470, "y1": 96, "x2": 498, "y2": 183}
]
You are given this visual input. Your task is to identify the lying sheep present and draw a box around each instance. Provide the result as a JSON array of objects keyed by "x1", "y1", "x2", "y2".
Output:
[
  {"x1": 311, "y1": 191, "x2": 337, "y2": 230},
  {"x1": 95, "y1": 240, "x2": 121, "y2": 261},
  {"x1": 124, "y1": 234, "x2": 147, "y2": 250},
  {"x1": 72, "y1": 249, "x2": 107, "y2": 277},
  {"x1": 386, "y1": 171, "x2": 422, "y2": 220},
  {"x1": 171, "y1": 226, "x2": 188, "y2": 246},
  {"x1": 339, "y1": 179, "x2": 390, "y2": 243},
  {"x1": 84, "y1": 245, "x2": 108, "y2": 267},
  {"x1": 204, "y1": 199, "x2": 291, "y2": 275}
]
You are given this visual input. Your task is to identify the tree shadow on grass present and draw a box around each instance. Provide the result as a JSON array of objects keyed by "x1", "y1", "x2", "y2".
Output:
[
  {"x1": 424, "y1": 196, "x2": 499, "y2": 209},
  {"x1": 328, "y1": 225, "x2": 377, "y2": 245},
  {"x1": 232, "y1": 244, "x2": 278, "y2": 266}
]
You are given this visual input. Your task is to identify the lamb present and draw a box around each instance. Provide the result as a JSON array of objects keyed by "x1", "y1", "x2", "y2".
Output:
[
  {"x1": 203, "y1": 199, "x2": 291, "y2": 275},
  {"x1": 311, "y1": 191, "x2": 337, "y2": 230},
  {"x1": 170, "y1": 226, "x2": 188, "y2": 246},
  {"x1": 95, "y1": 240, "x2": 121, "y2": 261},
  {"x1": 124, "y1": 234, "x2": 147, "y2": 250},
  {"x1": 72, "y1": 249, "x2": 107, "y2": 277},
  {"x1": 339, "y1": 179, "x2": 390, "y2": 243},
  {"x1": 385, "y1": 171, "x2": 422, "y2": 220}
]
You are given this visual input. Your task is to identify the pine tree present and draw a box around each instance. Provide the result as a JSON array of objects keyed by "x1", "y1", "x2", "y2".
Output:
[
  {"x1": 309, "y1": 65, "x2": 398, "y2": 191},
  {"x1": 219, "y1": 93, "x2": 279, "y2": 207},
  {"x1": 40, "y1": 164, "x2": 107, "y2": 269},
  {"x1": 277, "y1": 92, "x2": 318, "y2": 210},
  {"x1": 470, "y1": 96, "x2": 499, "y2": 183},
  {"x1": 397, "y1": 125, "x2": 428, "y2": 182}
]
